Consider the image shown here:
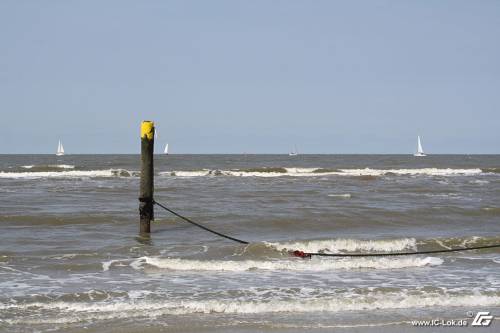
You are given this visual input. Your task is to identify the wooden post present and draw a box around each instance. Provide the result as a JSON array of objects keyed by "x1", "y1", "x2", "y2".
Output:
[{"x1": 139, "y1": 120, "x2": 155, "y2": 234}]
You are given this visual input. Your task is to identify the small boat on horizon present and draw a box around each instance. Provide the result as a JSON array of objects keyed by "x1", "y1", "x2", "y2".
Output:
[
  {"x1": 413, "y1": 136, "x2": 426, "y2": 157},
  {"x1": 289, "y1": 145, "x2": 298, "y2": 156},
  {"x1": 164, "y1": 143, "x2": 169, "y2": 155},
  {"x1": 56, "y1": 140, "x2": 65, "y2": 156}
]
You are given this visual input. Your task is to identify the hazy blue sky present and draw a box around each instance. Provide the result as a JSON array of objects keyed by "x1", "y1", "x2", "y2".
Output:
[{"x1": 0, "y1": 0, "x2": 499, "y2": 154}]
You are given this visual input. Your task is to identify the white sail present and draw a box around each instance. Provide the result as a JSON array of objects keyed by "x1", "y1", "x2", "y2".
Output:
[
  {"x1": 417, "y1": 136, "x2": 424, "y2": 153},
  {"x1": 56, "y1": 140, "x2": 65, "y2": 156},
  {"x1": 164, "y1": 143, "x2": 169, "y2": 154},
  {"x1": 414, "y1": 136, "x2": 426, "y2": 157}
]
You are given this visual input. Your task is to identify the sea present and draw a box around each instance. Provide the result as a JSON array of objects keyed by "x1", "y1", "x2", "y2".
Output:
[{"x1": 0, "y1": 154, "x2": 499, "y2": 332}]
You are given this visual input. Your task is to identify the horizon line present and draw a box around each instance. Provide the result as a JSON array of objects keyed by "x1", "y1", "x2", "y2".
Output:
[{"x1": 1, "y1": 153, "x2": 499, "y2": 156}]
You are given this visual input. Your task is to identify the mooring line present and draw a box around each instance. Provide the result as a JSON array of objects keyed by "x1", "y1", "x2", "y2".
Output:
[
  {"x1": 291, "y1": 244, "x2": 500, "y2": 259},
  {"x1": 153, "y1": 199, "x2": 249, "y2": 245},
  {"x1": 153, "y1": 199, "x2": 500, "y2": 258}
]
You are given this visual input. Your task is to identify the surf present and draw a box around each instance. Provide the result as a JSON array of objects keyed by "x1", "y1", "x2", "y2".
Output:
[{"x1": 158, "y1": 167, "x2": 484, "y2": 178}]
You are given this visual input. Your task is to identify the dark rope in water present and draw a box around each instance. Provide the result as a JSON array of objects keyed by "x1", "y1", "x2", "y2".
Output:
[
  {"x1": 153, "y1": 199, "x2": 500, "y2": 258},
  {"x1": 295, "y1": 244, "x2": 500, "y2": 258},
  {"x1": 153, "y1": 199, "x2": 249, "y2": 245}
]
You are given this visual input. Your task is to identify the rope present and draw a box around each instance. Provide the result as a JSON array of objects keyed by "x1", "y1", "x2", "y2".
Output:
[
  {"x1": 153, "y1": 199, "x2": 500, "y2": 258},
  {"x1": 293, "y1": 244, "x2": 500, "y2": 259},
  {"x1": 153, "y1": 199, "x2": 249, "y2": 245}
]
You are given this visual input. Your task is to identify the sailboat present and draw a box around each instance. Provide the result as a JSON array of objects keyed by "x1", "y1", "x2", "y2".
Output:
[
  {"x1": 164, "y1": 143, "x2": 169, "y2": 155},
  {"x1": 413, "y1": 136, "x2": 426, "y2": 157},
  {"x1": 289, "y1": 145, "x2": 298, "y2": 156},
  {"x1": 56, "y1": 140, "x2": 65, "y2": 156}
]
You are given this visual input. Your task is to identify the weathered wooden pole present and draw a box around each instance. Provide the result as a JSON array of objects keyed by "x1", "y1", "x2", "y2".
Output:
[{"x1": 139, "y1": 120, "x2": 155, "y2": 234}]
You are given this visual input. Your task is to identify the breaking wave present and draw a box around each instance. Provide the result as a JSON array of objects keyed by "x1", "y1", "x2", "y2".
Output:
[
  {"x1": 159, "y1": 167, "x2": 484, "y2": 178},
  {"x1": 419, "y1": 236, "x2": 500, "y2": 249},
  {"x1": 265, "y1": 238, "x2": 417, "y2": 253},
  {"x1": 482, "y1": 167, "x2": 500, "y2": 174},
  {"x1": 128, "y1": 255, "x2": 442, "y2": 272},
  {"x1": 21, "y1": 164, "x2": 75, "y2": 171},
  {"x1": 266, "y1": 236, "x2": 500, "y2": 254},
  {"x1": 3, "y1": 291, "x2": 499, "y2": 324},
  {"x1": 2, "y1": 167, "x2": 486, "y2": 179},
  {"x1": 103, "y1": 236, "x2": 500, "y2": 273},
  {"x1": 328, "y1": 193, "x2": 352, "y2": 198},
  {"x1": 0, "y1": 169, "x2": 138, "y2": 179}
]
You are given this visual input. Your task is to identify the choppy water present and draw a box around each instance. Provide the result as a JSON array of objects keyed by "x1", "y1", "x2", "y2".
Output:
[{"x1": 1, "y1": 154, "x2": 499, "y2": 332}]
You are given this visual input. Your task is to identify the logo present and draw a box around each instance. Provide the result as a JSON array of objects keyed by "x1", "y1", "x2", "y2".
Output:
[
  {"x1": 471, "y1": 311, "x2": 493, "y2": 327},
  {"x1": 411, "y1": 311, "x2": 495, "y2": 328}
]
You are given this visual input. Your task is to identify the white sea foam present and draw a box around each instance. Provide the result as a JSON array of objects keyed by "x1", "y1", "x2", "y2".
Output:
[
  {"x1": 163, "y1": 170, "x2": 214, "y2": 177},
  {"x1": 335, "y1": 168, "x2": 482, "y2": 177},
  {"x1": 2, "y1": 167, "x2": 483, "y2": 179},
  {"x1": 0, "y1": 169, "x2": 135, "y2": 179},
  {"x1": 160, "y1": 168, "x2": 483, "y2": 178},
  {"x1": 21, "y1": 164, "x2": 75, "y2": 169},
  {"x1": 53, "y1": 164, "x2": 75, "y2": 169},
  {"x1": 266, "y1": 238, "x2": 417, "y2": 253},
  {"x1": 470, "y1": 179, "x2": 490, "y2": 185},
  {"x1": 129, "y1": 255, "x2": 441, "y2": 272},
  {"x1": 328, "y1": 193, "x2": 351, "y2": 198},
  {"x1": 102, "y1": 259, "x2": 127, "y2": 272},
  {"x1": 3, "y1": 292, "x2": 499, "y2": 324}
]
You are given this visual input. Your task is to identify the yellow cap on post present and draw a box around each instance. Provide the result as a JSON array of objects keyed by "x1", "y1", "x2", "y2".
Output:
[{"x1": 141, "y1": 121, "x2": 155, "y2": 140}]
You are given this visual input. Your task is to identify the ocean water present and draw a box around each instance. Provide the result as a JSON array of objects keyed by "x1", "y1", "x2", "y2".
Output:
[{"x1": 0, "y1": 154, "x2": 499, "y2": 332}]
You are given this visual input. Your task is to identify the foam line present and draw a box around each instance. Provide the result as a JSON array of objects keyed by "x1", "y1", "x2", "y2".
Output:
[{"x1": 129, "y1": 255, "x2": 442, "y2": 272}]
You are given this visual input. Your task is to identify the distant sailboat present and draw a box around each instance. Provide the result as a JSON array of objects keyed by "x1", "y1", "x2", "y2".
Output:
[
  {"x1": 289, "y1": 145, "x2": 298, "y2": 156},
  {"x1": 414, "y1": 136, "x2": 426, "y2": 157},
  {"x1": 56, "y1": 140, "x2": 65, "y2": 156},
  {"x1": 164, "y1": 143, "x2": 169, "y2": 155}
]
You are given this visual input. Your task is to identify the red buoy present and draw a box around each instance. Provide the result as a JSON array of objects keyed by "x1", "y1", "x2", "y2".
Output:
[{"x1": 291, "y1": 250, "x2": 312, "y2": 259}]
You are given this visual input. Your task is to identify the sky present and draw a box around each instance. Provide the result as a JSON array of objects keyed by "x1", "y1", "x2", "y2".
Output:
[{"x1": 0, "y1": 0, "x2": 499, "y2": 154}]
